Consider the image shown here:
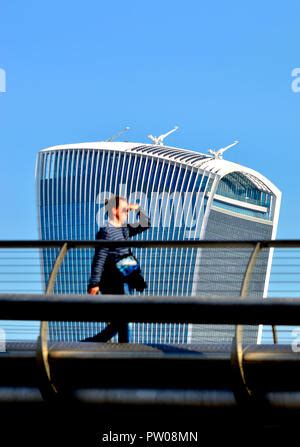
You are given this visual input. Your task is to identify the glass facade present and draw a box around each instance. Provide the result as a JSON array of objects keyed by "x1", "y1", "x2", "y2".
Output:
[
  {"x1": 36, "y1": 144, "x2": 280, "y2": 344},
  {"x1": 216, "y1": 173, "x2": 272, "y2": 207},
  {"x1": 191, "y1": 208, "x2": 273, "y2": 343}
]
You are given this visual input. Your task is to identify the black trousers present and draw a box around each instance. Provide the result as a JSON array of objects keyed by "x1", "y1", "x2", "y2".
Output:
[{"x1": 82, "y1": 281, "x2": 129, "y2": 343}]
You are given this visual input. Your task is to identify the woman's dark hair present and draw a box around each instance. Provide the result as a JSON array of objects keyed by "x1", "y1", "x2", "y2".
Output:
[{"x1": 104, "y1": 195, "x2": 127, "y2": 218}]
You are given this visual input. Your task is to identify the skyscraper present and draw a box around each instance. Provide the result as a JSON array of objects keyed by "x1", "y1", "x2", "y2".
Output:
[{"x1": 35, "y1": 141, "x2": 281, "y2": 344}]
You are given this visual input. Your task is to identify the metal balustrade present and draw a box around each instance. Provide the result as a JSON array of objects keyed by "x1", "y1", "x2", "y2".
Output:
[{"x1": 0, "y1": 239, "x2": 300, "y2": 414}]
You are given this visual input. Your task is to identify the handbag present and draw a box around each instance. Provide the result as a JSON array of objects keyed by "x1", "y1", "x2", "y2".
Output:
[
  {"x1": 115, "y1": 253, "x2": 147, "y2": 292},
  {"x1": 115, "y1": 254, "x2": 140, "y2": 277}
]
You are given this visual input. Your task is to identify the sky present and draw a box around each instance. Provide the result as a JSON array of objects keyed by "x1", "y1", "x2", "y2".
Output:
[{"x1": 0, "y1": 0, "x2": 300, "y2": 239}]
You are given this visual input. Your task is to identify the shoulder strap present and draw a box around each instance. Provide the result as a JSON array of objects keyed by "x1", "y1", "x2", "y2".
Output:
[{"x1": 122, "y1": 226, "x2": 133, "y2": 255}]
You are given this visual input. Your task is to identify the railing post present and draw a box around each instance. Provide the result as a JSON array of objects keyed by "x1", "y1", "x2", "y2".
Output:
[
  {"x1": 36, "y1": 243, "x2": 68, "y2": 400},
  {"x1": 272, "y1": 325, "x2": 278, "y2": 344},
  {"x1": 231, "y1": 242, "x2": 261, "y2": 402}
]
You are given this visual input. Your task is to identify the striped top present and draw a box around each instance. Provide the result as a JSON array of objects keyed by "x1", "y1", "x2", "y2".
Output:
[{"x1": 88, "y1": 209, "x2": 151, "y2": 289}]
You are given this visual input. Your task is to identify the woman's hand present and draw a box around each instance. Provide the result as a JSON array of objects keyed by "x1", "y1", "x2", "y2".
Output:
[
  {"x1": 88, "y1": 286, "x2": 100, "y2": 295},
  {"x1": 128, "y1": 203, "x2": 140, "y2": 211}
]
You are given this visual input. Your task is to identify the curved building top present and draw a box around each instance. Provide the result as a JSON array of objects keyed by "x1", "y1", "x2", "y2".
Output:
[{"x1": 39, "y1": 141, "x2": 281, "y2": 199}]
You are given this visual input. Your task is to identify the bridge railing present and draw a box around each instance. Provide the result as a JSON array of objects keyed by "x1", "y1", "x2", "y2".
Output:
[
  {"x1": 0, "y1": 240, "x2": 300, "y2": 407},
  {"x1": 0, "y1": 293, "x2": 300, "y2": 405},
  {"x1": 1, "y1": 239, "x2": 300, "y2": 345}
]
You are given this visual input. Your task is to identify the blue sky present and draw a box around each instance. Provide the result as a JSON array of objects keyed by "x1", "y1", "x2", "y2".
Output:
[{"x1": 0, "y1": 0, "x2": 299, "y2": 239}]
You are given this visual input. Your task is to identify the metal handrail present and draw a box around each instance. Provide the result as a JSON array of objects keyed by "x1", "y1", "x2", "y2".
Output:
[
  {"x1": 0, "y1": 239, "x2": 300, "y2": 248},
  {"x1": 0, "y1": 294, "x2": 299, "y2": 324},
  {"x1": 1, "y1": 238, "x2": 298, "y2": 403}
]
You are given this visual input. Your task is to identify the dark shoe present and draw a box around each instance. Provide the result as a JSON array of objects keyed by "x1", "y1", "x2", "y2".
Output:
[
  {"x1": 80, "y1": 336, "x2": 95, "y2": 342},
  {"x1": 80, "y1": 333, "x2": 113, "y2": 343}
]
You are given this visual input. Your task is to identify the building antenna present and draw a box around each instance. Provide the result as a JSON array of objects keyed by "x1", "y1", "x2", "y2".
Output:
[
  {"x1": 147, "y1": 126, "x2": 179, "y2": 146},
  {"x1": 106, "y1": 126, "x2": 130, "y2": 142},
  {"x1": 208, "y1": 140, "x2": 239, "y2": 160}
]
